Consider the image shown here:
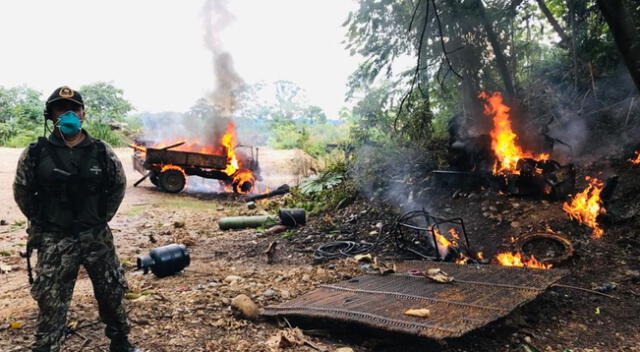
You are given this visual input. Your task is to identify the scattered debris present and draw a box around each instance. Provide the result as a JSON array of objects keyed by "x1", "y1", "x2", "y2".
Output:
[
  {"x1": 515, "y1": 232, "x2": 573, "y2": 265},
  {"x1": 173, "y1": 221, "x2": 186, "y2": 228},
  {"x1": 404, "y1": 308, "x2": 431, "y2": 318},
  {"x1": 0, "y1": 263, "x2": 12, "y2": 274},
  {"x1": 264, "y1": 224, "x2": 288, "y2": 236},
  {"x1": 265, "y1": 327, "x2": 306, "y2": 349},
  {"x1": 313, "y1": 241, "x2": 374, "y2": 262},
  {"x1": 424, "y1": 268, "x2": 454, "y2": 283},
  {"x1": 231, "y1": 294, "x2": 260, "y2": 320},
  {"x1": 137, "y1": 244, "x2": 190, "y2": 277},
  {"x1": 264, "y1": 241, "x2": 278, "y2": 264},
  {"x1": 371, "y1": 257, "x2": 396, "y2": 275},
  {"x1": 353, "y1": 253, "x2": 373, "y2": 263}
]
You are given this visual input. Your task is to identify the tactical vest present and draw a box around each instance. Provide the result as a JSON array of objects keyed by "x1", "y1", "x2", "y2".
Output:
[{"x1": 28, "y1": 136, "x2": 109, "y2": 234}]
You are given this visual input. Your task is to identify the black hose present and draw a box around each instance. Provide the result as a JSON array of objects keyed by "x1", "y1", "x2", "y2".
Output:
[{"x1": 313, "y1": 241, "x2": 374, "y2": 261}]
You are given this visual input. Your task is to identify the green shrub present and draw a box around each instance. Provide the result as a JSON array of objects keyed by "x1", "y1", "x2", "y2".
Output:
[
  {"x1": 85, "y1": 121, "x2": 126, "y2": 146},
  {"x1": 6, "y1": 129, "x2": 39, "y2": 148}
]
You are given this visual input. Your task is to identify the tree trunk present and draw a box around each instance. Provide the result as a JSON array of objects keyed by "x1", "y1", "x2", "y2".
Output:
[
  {"x1": 475, "y1": 0, "x2": 516, "y2": 98},
  {"x1": 535, "y1": 0, "x2": 570, "y2": 47},
  {"x1": 597, "y1": 0, "x2": 640, "y2": 94},
  {"x1": 442, "y1": 0, "x2": 487, "y2": 133}
]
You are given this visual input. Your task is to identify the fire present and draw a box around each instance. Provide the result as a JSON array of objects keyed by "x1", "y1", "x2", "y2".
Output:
[
  {"x1": 221, "y1": 122, "x2": 240, "y2": 176},
  {"x1": 562, "y1": 176, "x2": 606, "y2": 238},
  {"x1": 479, "y1": 92, "x2": 549, "y2": 174},
  {"x1": 134, "y1": 122, "x2": 259, "y2": 194},
  {"x1": 160, "y1": 164, "x2": 187, "y2": 178},
  {"x1": 232, "y1": 170, "x2": 256, "y2": 194},
  {"x1": 433, "y1": 228, "x2": 458, "y2": 248},
  {"x1": 629, "y1": 151, "x2": 640, "y2": 165},
  {"x1": 448, "y1": 228, "x2": 460, "y2": 240},
  {"x1": 494, "y1": 251, "x2": 552, "y2": 269},
  {"x1": 455, "y1": 253, "x2": 469, "y2": 265}
]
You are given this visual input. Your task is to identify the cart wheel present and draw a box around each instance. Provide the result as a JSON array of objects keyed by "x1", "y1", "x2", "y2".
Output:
[
  {"x1": 149, "y1": 171, "x2": 160, "y2": 187},
  {"x1": 233, "y1": 179, "x2": 254, "y2": 194},
  {"x1": 159, "y1": 169, "x2": 186, "y2": 193}
]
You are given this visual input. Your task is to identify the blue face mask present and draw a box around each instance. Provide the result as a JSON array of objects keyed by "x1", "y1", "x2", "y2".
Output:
[{"x1": 56, "y1": 111, "x2": 82, "y2": 136}]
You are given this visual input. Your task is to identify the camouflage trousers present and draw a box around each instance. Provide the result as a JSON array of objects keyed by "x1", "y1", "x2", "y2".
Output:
[{"x1": 30, "y1": 225, "x2": 130, "y2": 352}]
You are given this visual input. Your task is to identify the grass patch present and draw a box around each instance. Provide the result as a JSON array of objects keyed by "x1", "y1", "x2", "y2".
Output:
[
  {"x1": 122, "y1": 205, "x2": 147, "y2": 217},
  {"x1": 159, "y1": 198, "x2": 220, "y2": 211}
]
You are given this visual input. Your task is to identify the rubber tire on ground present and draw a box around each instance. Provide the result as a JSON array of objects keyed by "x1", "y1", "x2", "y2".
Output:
[
  {"x1": 233, "y1": 179, "x2": 254, "y2": 194},
  {"x1": 149, "y1": 171, "x2": 160, "y2": 187},
  {"x1": 159, "y1": 169, "x2": 186, "y2": 193}
]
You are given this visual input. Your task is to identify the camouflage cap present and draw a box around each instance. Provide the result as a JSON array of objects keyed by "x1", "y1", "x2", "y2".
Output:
[{"x1": 45, "y1": 86, "x2": 84, "y2": 108}]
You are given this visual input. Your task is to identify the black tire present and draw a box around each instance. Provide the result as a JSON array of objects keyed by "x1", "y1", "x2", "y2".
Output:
[
  {"x1": 159, "y1": 169, "x2": 186, "y2": 193},
  {"x1": 149, "y1": 171, "x2": 160, "y2": 187},
  {"x1": 233, "y1": 179, "x2": 254, "y2": 194}
]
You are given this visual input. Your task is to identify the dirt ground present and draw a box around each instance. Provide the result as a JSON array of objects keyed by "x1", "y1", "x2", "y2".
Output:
[{"x1": 1, "y1": 147, "x2": 639, "y2": 352}]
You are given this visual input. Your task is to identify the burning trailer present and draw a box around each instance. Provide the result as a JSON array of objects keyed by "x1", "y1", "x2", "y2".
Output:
[{"x1": 131, "y1": 122, "x2": 261, "y2": 194}]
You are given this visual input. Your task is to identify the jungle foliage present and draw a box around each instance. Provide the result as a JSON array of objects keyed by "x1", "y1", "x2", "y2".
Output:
[
  {"x1": 0, "y1": 82, "x2": 134, "y2": 147},
  {"x1": 343, "y1": 0, "x2": 640, "y2": 149},
  {"x1": 322, "y1": 0, "x2": 640, "y2": 207}
]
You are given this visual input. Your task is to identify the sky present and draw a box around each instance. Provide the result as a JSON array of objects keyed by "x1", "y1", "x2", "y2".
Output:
[{"x1": 0, "y1": 0, "x2": 360, "y2": 117}]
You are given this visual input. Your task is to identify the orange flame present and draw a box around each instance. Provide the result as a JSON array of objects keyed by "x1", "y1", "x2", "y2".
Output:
[
  {"x1": 232, "y1": 170, "x2": 256, "y2": 194},
  {"x1": 562, "y1": 176, "x2": 606, "y2": 238},
  {"x1": 479, "y1": 92, "x2": 549, "y2": 174},
  {"x1": 629, "y1": 151, "x2": 640, "y2": 165},
  {"x1": 455, "y1": 253, "x2": 469, "y2": 265},
  {"x1": 434, "y1": 228, "x2": 458, "y2": 248},
  {"x1": 494, "y1": 252, "x2": 552, "y2": 269},
  {"x1": 160, "y1": 164, "x2": 187, "y2": 178},
  {"x1": 135, "y1": 122, "x2": 259, "y2": 194},
  {"x1": 221, "y1": 122, "x2": 240, "y2": 176}
]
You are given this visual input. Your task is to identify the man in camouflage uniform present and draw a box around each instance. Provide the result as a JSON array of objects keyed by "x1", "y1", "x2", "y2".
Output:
[{"x1": 13, "y1": 86, "x2": 139, "y2": 352}]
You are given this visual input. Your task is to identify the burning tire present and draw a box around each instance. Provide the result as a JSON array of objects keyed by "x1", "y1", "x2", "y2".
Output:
[
  {"x1": 233, "y1": 179, "x2": 254, "y2": 194},
  {"x1": 232, "y1": 170, "x2": 255, "y2": 194},
  {"x1": 159, "y1": 169, "x2": 186, "y2": 193}
]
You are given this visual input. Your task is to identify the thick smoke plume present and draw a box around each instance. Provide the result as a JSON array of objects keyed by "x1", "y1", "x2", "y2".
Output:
[
  {"x1": 203, "y1": 0, "x2": 244, "y2": 123},
  {"x1": 141, "y1": 0, "x2": 244, "y2": 148}
]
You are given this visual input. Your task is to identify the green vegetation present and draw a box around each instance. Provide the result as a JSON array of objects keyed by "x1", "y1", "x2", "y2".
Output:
[
  {"x1": 283, "y1": 159, "x2": 357, "y2": 215},
  {"x1": 234, "y1": 80, "x2": 350, "y2": 157},
  {"x1": 0, "y1": 82, "x2": 134, "y2": 147},
  {"x1": 288, "y1": 0, "x2": 640, "y2": 210}
]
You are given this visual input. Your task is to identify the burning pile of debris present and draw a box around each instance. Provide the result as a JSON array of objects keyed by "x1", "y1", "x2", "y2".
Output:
[
  {"x1": 393, "y1": 209, "x2": 556, "y2": 270},
  {"x1": 441, "y1": 92, "x2": 575, "y2": 199},
  {"x1": 131, "y1": 122, "x2": 261, "y2": 194}
]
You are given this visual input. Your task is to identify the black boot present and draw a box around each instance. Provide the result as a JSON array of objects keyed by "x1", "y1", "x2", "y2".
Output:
[{"x1": 109, "y1": 337, "x2": 140, "y2": 352}]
